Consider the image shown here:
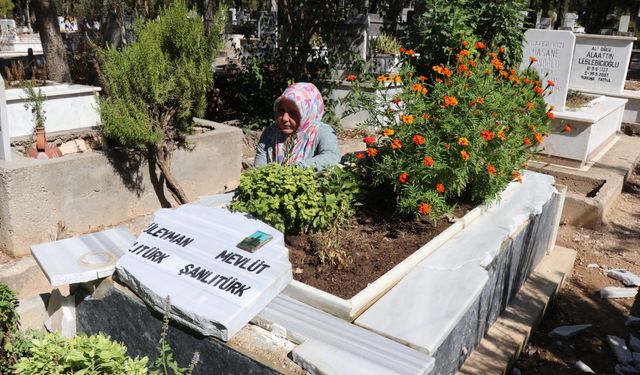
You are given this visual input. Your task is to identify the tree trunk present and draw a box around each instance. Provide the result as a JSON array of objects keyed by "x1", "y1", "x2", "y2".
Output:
[
  {"x1": 154, "y1": 143, "x2": 190, "y2": 205},
  {"x1": 31, "y1": 0, "x2": 71, "y2": 82},
  {"x1": 199, "y1": 0, "x2": 214, "y2": 36}
]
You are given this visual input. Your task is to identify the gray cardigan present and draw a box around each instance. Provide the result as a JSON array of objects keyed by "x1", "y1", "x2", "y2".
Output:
[{"x1": 254, "y1": 122, "x2": 341, "y2": 171}]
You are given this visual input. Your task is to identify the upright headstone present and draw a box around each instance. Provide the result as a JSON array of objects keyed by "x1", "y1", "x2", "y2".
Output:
[
  {"x1": 0, "y1": 75, "x2": 11, "y2": 161},
  {"x1": 116, "y1": 205, "x2": 292, "y2": 342},
  {"x1": 537, "y1": 17, "x2": 552, "y2": 30},
  {"x1": 619, "y1": 15, "x2": 631, "y2": 33},
  {"x1": 563, "y1": 13, "x2": 578, "y2": 29},
  {"x1": 520, "y1": 29, "x2": 576, "y2": 112},
  {"x1": 568, "y1": 34, "x2": 636, "y2": 94}
]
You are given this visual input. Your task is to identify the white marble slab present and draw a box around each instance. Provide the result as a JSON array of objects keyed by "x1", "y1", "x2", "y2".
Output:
[
  {"x1": 355, "y1": 171, "x2": 557, "y2": 354},
  {"x1": 116, "y1": 206, "x2": 292, "y2": 341},
  {"x1": 258, "y1": 295, "x2": 435, "y2": 375},
  {"x1": 569, "y1": 34, "x2": 636, "y2": 94},
  {"x1": 520, "y1": 29, "x2": 576, "y2": 112},
  {"x1": 31, "y1": 227, "x2": 135, "y2": 286}
]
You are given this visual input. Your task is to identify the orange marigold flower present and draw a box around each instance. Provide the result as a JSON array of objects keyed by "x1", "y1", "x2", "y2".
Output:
[
  {"x1": 398, "y1": 172, "x2": 409, "y2": 183},
  {"x1": 564, "y1": 124, "x2": 572, "y2": 133},
  {"x1": 443, "y1": 67, "x2": 453, "y2": 77},
  {"x1": 405, "y1": 49, "x2": 417, "y2": 56},
  {"x1": 391, "y1": 97, "x2": 401, "y2": 104},
  {"x1": 356, "y1": 152, "x2": 365, "y2": 159},
  {"x1": 413, "y1": 134, "x2": 425, "y2": 145},
  {"x1": 533, "y1": 86, "x2": 543, "y2": 96},
  {"x1": 423, "y1": 156, "x2": 433, "y2": 166},
  {"x1": 412, "y1": 83, "x2": 427, "y2": 94},
  {"x1": 492, "y1": 57, "x2": 505, "y2": 71},
  {"x1": 363, "y1": 136, "x2": 376, "y2": 144},
  {"x1": 523, "y1": 77, "x2": 531, "y2": 85},
  {"x1": 366, "y1": 147, "x2": 378, "y2": 157},
  {"x1": 468, "y1": 60, "x2": 477, "y2": 67},
  {"x1": 499, "y1": 70, "x2": 508, "y2": 77},
  {"x1": 497, "y1": 130, "x2": 506, "y2": 141},
  {"x1": 377, "y1": 75, "x2": 387, "y2": 82},
  {"x1": 547, "y1": 111, "x2": 555, "y2": 119},
  {"x1": 476, "y1": 96, "x2": 485, "y2": 104},
  {"x1": 432, "y1": 65, "x2": 443, "y2": 74},
  {"x1": 529, "y1": 56, "x2": 538, "y2": 63},
  {"x1": 443, "y1": 96, "x2": 458, "y2": 107},
  {"x1": 435, "y1": 77, "x2": 443, "y2": 84},
  {"x1": 512, "y1": 170, "x2": 520, "y2": 179},
  {"x1": 346, "y1": 74, "x2": 357, "y2": 81},
  {"x1": 393, "y1": 75, "x2": 402, "y2": 83},
  {"x1": 383, "y1": 128, "x2": 394, "y2": 137},
  {"x1": 498, "y1": 47, "x2": 505, "y2": 54},
  {"x1": 418, "y1": 202, "x2": 431, "y2": 215},
  {"x1": 461, "y1": 150, "x2": 470, "y2": 160},
  {"x1": 399, "y1": 47, "x2": 406, "y2": 53},
  {"x1": 418, "y1": 75, "x2": 427, "y2": 82},
  {"x1": 436, "y1": 183, "x2": 445, "y2": 193},
  {"x1": 462, "y1": 40, "x2": 469, "y2": 46},
  {"x1": 460, "y1": 49, "x2": 471, "y2": 57},
  {"x1": 487, "y1": 164, "x2": 496, "y2": 175},
  {"x1": 474, "y1": 41, "x2": 486, "y2": 49},
  {"x1": 523, "y1": 136, "x2": 532, "y2": 145},
  {"x1": 525, "y1": 101, "x2": 534, "y2": 110},
  {"x1": 422, "y1": 113, "x2": 431, "y2": 121},
  {"x1": 458, "y1": 137, "x2": 469, "y2": 146},
  {"x1": 402, "y1": 115, "x2": 414, "y2": 125},
  {"x1": 534, "y1": 132, "x2": 543, "y2": 144},
  {"x1": 391, "y1": 139, "x2": 403, "y2": 149},
  {"x1": 546, "y1": 80, "x2": 555, "y2": 87},
  {"x1": 458, "y1": 64, "x2": 469, "y2": 73},
  {"x1": 481, "y1": 129, "x2": 494, "y2": 141}
]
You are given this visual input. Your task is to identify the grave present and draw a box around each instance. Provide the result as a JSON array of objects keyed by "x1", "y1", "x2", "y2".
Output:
[
  {"x1": 521, "y1": 29, "x2": 627, "y2": 168},
  {"x1": 116, "y1": 205, "x2": 292, "y2": 341}
]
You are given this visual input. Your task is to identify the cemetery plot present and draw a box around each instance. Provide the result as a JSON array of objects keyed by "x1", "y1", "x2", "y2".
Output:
[{"x1": 116, "y1": 205, "x2": 291, "y2": 341}]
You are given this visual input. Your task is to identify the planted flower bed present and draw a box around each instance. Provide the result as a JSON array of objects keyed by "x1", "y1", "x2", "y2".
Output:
[{"x1": 231, "y1": 41, "x2": 555, "y2": 320}]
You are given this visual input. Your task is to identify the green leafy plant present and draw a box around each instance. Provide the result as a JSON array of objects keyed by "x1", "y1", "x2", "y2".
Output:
[
  {"x1": 23, "y1": 84, "x2": 47, "y2": 130},
  {"x1": 149, "y1": 298, "x2": 198, "y2": 375},
  {"x1": 0, "y1": 282, "x2": 20, "y2": 373},
  {"x1": 405, "y1": 0, "x2": 526, "y2": 71},
  {"x1": 98, "y1": 1, "x2": 224, "y2": 204},
  {"x1": 230, "y1": 164, "x2": 361, "y2": 235},
  {"x1": 369, "y1": 34, "x2": 402, "y2": 55},
  {"x1": 14, "y1": 332, "x2": 148, "y2": 374},
  {"x1": 343, "y1": 42, "x2": 552, "y2": 219}
]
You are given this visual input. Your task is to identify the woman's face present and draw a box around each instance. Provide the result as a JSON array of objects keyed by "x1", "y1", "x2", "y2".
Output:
[{"x1": 275, "y1": 98, "x2": 302, "y2": 135}]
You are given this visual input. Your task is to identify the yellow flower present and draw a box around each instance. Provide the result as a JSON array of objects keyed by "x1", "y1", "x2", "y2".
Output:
[
  {"x1": 458, "y1": 137, "x2": 469, "y2": 146},
  {"x1": 383, "y1": 128, "x2": 395, "y2": 137}
]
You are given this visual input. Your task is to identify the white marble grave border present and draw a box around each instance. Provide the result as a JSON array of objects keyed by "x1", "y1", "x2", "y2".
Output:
[{"x1": 0, "y1": 75, "x2": 11, "y2": 160}]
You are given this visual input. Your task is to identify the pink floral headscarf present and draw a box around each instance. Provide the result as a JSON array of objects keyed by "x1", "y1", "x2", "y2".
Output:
[{"x1": 273, "y1": 82, "x2": 324, "y2": 165}]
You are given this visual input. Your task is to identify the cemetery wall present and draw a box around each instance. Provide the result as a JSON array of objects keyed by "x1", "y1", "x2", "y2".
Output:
[{"x1": 0, "y1": 122, "x2": 242, "y2": 257}]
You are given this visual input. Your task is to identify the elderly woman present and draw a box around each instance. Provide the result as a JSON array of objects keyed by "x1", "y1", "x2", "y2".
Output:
[{"x1": 254, "y1": 82, "x2": 341, "y2": 171}]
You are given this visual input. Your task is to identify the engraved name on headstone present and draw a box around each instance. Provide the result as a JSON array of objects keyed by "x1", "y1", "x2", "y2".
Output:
[
  {"x1": 520, "y1": 29, "x2": 576, "y2": 112},
  {"x1": 116, "y1": 205, "x2": 292, "y2": 341},
  {"x1": 568, "y1": 34, "x2": 636, "y2": 94}
]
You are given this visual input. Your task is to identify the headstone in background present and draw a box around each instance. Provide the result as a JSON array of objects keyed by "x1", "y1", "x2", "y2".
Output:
[
  {"x1": 563, "y1": 13, "x2": 578, "y2": 29},
  {"x1": 0, "y1": 75, "x2": 11, "y2": 161},
  {"x1": 116, "y1": 205, "x2": 292, "y2": 342},
  {"x1": 619, "y1": 15, "x2": 631, "y2": 33},
  {"x1": 569, "y1": 34, "x2": 636, "y2": 94},
  {"x1": 538, "y1": 17, "x2": 552, "y2": 30},
  {"x1": 520, "y1": 29, "x2": 576, "y2": 112}
]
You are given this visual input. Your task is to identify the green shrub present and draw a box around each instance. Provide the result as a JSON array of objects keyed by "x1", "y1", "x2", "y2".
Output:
[
  {"x1": 344, "y1": 43, "x2": 551, "y2": 219},
  {"x1": 0, "y1": 282, "x2": 20, "y2": 373},
  {"x1": 230, "y1": 164, "x2": 360, "y2": 234},
  {"x1": 405, "y1": 0, "x2": 527, "y2": 70},
  {"x1": 14, "y1": 332, "x2": 148, "y2": 374}
]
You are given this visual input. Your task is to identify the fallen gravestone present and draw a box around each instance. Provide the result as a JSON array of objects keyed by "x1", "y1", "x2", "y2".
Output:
[
  {"x1": 607, "y1": 269, "x2": 640, "y2": 287},
  {"x1": 548, "y1": 324, "x2": 591, "y2": 339},
  {"x1": 116, "y1": 205, "x2": 292, "y2": 341},
  {"x1": 601, "y1": 287, "x2": 638, "y2": 299}
]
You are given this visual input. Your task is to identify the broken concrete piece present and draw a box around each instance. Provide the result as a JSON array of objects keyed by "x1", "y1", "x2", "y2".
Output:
[
  {"x1": 601, "y1": 287, "x2": 638, "y2": 299},
  {"x1": 587, "y1": 263, "x2": 599, "y2": 268},
  {"x1": 607, "y1": 269, "x2": 640, "y2": 287},
  {"x1": 630, "y1": 335, "x2": 640, "y2": 353},
  {"x1": 626, "y1": 316, "x2": 640, "y2": 327},
  {"x1": 44, "y1": 289, "x2": 76, "y2": 338},
  {"x1": 575, "y1": 360, "x2": 595, "y2": 373},
  {"x1": 549, "y1": 324, "x2": 591, "y2": 339},
  {"x1": 608, "y1": 335, "x2": 633, "y2": 364}
]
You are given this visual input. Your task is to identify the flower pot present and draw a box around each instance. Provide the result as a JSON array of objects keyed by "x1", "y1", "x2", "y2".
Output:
[{"x1": 35, "y1": 127, "x2": 46, "y2": 151}]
